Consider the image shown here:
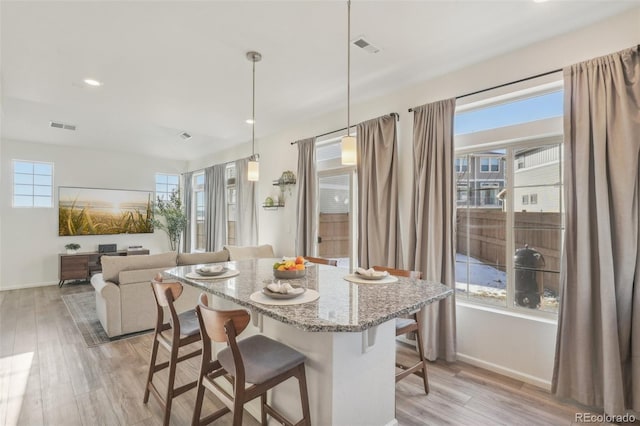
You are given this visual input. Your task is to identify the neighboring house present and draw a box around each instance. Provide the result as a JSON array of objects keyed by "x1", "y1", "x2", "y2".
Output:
[
  {"x1": 456, "y1": 151, "x2": 506, "y2": 208},
  {"x1": 513, "y1": 145, "x2": 563, "y2": 212}
]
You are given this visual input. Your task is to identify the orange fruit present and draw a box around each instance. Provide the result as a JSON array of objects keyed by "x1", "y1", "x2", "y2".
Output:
[
  {"x1": 295, "y1": 264, "x2": 305, "y2": 270},
  {"x1": 295, "y1": 256, "x2": 304, "y2": 264}
]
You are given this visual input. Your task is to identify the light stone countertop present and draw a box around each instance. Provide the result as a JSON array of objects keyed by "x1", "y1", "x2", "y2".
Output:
[{"x1": 165, "y1": 258, "x2": 453, "y2": 333}]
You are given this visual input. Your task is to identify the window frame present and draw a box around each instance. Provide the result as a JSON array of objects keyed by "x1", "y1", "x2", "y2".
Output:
[
  {"x1": 12, "y1": 159, "x2": 54, "y2": 208},
  {"x1": 454, "y1": 77, "x2": 564, "y2": 319},
  {"x1": 155, "y1": 172, "x2": 180, "y2": 201}
]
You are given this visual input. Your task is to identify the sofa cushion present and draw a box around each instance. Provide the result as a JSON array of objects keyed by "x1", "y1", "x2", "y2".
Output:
[
  {"x1": 177, "y1": 250, "x2": 229, "y2": 266},
  {"x1": 101, "y1": 252, "x2": 177, "y2": 284},
  {"x1": 224, "y1": 244, "x2": 275, "y2": 261}
]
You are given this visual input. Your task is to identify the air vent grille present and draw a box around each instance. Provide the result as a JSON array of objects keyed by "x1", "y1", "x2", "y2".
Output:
[
  {"x1": 49, "y1": 121, "x2": 76, "y2": 131},
  {"x1": 352, "y1": 36, "x2": 380, "y2": 54},
  {"x1": 179, "y1": 131, "x2": 192, "y2": 140}
]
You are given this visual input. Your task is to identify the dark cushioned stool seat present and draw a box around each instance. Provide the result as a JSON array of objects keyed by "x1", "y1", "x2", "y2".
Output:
[
  {"x1": 218, "y1": 334, "x2": 306, "y2": 384},
  {"x1": 177, "y1": 309, "x2": 200, "y2": 337}
]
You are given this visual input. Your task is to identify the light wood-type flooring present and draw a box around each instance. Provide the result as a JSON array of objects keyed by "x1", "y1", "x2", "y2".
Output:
[{"x1": 0, "y1": 283, "x2": 628, "y2": 426}]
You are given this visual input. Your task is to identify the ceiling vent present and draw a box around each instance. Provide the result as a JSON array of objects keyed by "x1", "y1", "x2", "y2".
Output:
[
  {"x1": 179, "y1": 131, "x2": 192, "y2": 141},
  {"x1": 49, "y1": 121, "x2": 76, "y2": 131},
  {"x1": 352, "y1": 36, "x2": 380, "y2": 54}
]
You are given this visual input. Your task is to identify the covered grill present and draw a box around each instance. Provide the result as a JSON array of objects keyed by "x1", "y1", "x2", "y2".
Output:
[{"x1": 514, "y1": 244, "x2": 545, "y2": 308}]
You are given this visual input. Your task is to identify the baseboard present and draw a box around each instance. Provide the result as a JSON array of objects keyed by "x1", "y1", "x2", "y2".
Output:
[
  {"x1": 0, "y1": 280, "x2": 59, "y2": 291},
  {"x1": 456, "y1": 352, "x2": 552, "y2": 390}
]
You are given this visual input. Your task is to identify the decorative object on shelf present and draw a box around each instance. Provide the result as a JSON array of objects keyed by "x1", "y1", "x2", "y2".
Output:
[
  {"x1": 247, "y1": 51, "x2": 262, "y2": 181},
  {"x1": 262, "y1": 195, "x2": 284, "y2": 209},
  {"x1": 65, "y1": 243, "x2": 81, "y2": 254},
  {"x1": 341, "y1": 0, "x2": 356, "y2": 165},
  {"x1": 152, "y1": 189, "x2": 187, "y2": 252},
  {"x1": 279, "y1": 170, "x2": 296, "y2": 185}
]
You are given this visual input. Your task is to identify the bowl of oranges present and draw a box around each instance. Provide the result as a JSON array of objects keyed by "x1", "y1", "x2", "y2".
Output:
[{"x1": 273, "y1": 256, "x2": 306, "y2": 279}]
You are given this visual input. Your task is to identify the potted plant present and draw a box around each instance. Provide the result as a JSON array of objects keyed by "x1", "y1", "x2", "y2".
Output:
[
  {"x1": 65, "y1": 243, "x2": 81, "y2": 254},
  {"x1": 152, "y1": 189, "x2": 188, "y2": 252}
]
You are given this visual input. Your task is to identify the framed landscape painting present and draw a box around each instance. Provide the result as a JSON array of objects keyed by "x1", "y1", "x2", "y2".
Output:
[{"x1": 58, "y1": 187, "x2": 154, "y2": 236}]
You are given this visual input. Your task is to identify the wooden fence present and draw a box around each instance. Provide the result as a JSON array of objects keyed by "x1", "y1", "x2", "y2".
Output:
[{"x1": 456, "y1": 209, "x2": 562, "y2": 293}]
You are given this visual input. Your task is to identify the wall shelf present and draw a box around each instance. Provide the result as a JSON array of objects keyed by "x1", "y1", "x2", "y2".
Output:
[{"x1": 262, "y1": 203, "x2": 285, "y2": 210}]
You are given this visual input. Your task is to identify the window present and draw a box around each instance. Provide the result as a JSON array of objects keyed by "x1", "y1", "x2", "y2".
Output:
[
  {"x1": 480, "y1": 157, "x2": 500, "y2": 172},
  {"x1": 155, "y1": 173, "x2": 179, "y2": 201},
  {"x1": 455, "y1": 84, "x2": 564, "y2": 315},
  {"x1": 194, "y1": 173, "x2": 205, "y2": 251},
  {"x1": 455, "y1": 158, "x2": 468, "y2": 172},
  {"x1": 13, "y1": 160, "x2": 53, "y2": 207},
  {"x1": 226, "y1": 165, "x2": 237, "y2": 246}
]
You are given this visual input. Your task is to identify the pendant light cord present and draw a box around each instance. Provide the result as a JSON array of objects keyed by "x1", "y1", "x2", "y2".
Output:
[
  {"x1": 252, "y1": 57, "x2": 256, "y2": 159},
  {"x1": 346, "y1": 0, "x2": 351, "y2": 138}
]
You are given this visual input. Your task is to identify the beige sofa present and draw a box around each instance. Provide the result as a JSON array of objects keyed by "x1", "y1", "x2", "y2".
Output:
[{"x1": 90, "y1": 245, "x2": 275, "y2": 338}]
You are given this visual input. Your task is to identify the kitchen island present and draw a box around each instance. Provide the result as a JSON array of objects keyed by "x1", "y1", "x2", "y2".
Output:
[{"x1": 166, "y1": 258, "x2": 452, "y2": 426}]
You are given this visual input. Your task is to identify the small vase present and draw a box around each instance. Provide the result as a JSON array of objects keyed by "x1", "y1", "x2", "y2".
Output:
[{"x1": 66, "y1": 249, "x2": 77, "y2": 254}]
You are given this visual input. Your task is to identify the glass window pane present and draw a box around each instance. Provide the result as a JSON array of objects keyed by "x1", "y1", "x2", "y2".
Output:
[
  {"x1": 156, "y1": 174, "x2": 168, "y2": 184},
  {"x1": 33, "y1": 196, "x2": 52, "y2": 207},
  {"x1": 14, "y1": 184, "x2": 33, "y2": 195},
  {"x1": 14, "y1": 174, "x2": 32, "y2": 185},
  {"x1": 33, "y1": 163, "x2": 52, "y2": 175},
  {"x1": 167, "y1": 175, "x2": 179, "y2": 185},
  {"x1": 33, "y1": 185, "x2": 51, "y2": 196},
  {"x1": 33, "y1": 175, "x2": 51, "y2": 185},
  {"x1": 14, "y1": 162, "x2": 33, "y2": 174},
  {"x1": 455, "y1": 90, "x2": 563, "y2": 135},
  {"x1": 14, "y1": 195, "x2": 32, "y2": 207},
  {"x1": 195, "y1": 174, "x2": 204, "y2": 185},
  {"x1": 167, "y1": 184, "x2": 178, "y2": 194}
]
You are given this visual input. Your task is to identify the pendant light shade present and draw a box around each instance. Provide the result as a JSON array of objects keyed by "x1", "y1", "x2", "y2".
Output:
[
  {"x1": 341, "y1": 135, "x2": 356, "y2": 165},
  {"x1": 247, "y1": 159, "x2": 259, "y2": 181},
  {"x1": 341, "y1": 0, "x2": 356, "y2": 166},
  {"x1": 247, "y1": 51, "x2": 262, "y2": 181}
]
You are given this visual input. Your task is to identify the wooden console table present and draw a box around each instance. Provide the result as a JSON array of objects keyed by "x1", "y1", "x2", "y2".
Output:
[{"x1": 58, "y1": 249, "x2": 149, "y2": 287}]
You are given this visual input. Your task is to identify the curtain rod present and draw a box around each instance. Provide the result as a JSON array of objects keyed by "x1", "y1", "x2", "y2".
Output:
[
  {"x1": 290, "y1": 112, "x2": 399, "y2": 145},
  {"x1": 407, "y1": 68, "x2": 562, "y2": 112}
]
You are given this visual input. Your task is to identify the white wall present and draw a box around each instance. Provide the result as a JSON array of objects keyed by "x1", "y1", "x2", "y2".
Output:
[
  {"x1": 0, "y1": 139, "x2": 187, "y2": 290},
  {"x1": 188, "y1": 8, "x2": 640, "y2": 387}
]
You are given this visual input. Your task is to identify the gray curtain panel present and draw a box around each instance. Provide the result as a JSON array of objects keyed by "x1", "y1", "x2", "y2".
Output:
[
  {"x1": 356, "y1": 114, "x2": 402, "y2": 269},
  {"x1": 204, "y1": 164, "x2": 227, "y2": 251},
  {"x1": 552, "y1": 46, "x2": 640, "y2": 416},
  {"x1": 235, "y1": 158, "x2": 258, "y2": 246},
  {"x1": 408, "y1": 99, "x2": 457, "y2": 362},
  {"x1": 295, "y1": 137, "x2": 318, "y2": 256},
  {"x1": 181, "y1": 171, "x2": 193, "y2": 253}
]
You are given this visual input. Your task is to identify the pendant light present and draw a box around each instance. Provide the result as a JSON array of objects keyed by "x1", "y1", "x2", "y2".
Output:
[
  {"x1": 247, "y1": 51, "x2": 262, "y2": 181},
  {"x1": 341, "y1": 0, "x2": 356, "y2": 165}
]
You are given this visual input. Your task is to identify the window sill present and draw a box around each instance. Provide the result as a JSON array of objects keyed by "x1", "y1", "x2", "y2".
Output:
[{"x1": 456, "y1": 300, "x2": 558, "y2": 325}]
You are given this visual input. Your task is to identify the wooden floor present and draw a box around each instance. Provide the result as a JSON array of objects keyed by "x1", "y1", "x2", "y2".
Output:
[{"x1": 0, "y1": 284, "x2": 625, "y2": 426}]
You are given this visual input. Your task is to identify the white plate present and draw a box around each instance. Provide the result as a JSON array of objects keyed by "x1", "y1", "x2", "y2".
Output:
[
  {"x1": 196, "y1": 266, "x2": 228, "y2": 277},
  {"x1": 262, "y1": 286, "x2": 306, "y2": 299}
]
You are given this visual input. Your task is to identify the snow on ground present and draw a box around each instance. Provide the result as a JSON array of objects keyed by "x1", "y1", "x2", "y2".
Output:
[{"x1": 455, "y1": 253, "x2": 506, "y2": 289}]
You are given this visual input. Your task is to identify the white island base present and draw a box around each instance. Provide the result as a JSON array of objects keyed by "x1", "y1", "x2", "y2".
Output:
[
  {"x1": 209, "y1": 298, "x2": 397, "y2": 426},
  {"x1": 261, "y1": 315, "x2": 397, "y2": 426}
]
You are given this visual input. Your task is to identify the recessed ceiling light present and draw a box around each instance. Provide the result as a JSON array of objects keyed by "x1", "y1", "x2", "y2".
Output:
[
  {"x1": 83, "y1": 78, "x2": 103, "y2": 87},
  {"x1": 533, "y1": 0, "x2": 549, "y2": 3},
  {"x1": 246, "y1": 119, "x2": 255, "y2": 124}
]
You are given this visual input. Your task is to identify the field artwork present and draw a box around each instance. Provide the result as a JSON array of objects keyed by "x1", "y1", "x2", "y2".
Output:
[{"x1": 59, "y1": 187, "x2": 154, "y2": 236}]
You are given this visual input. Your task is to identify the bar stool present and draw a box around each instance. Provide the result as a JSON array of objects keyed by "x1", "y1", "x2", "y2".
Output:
[
  {"x1": 143, "y1": 275, "x2": 202, "y2": 426},
  {"x1": 373, "y1": 265, "x2": 430, "y2": 394},
  {"x1": 192, "y1": 293, "x2": 311, "y2": 426},
  {"x1": 303, "y1": 256, "x2": 338, "y2": 266}
]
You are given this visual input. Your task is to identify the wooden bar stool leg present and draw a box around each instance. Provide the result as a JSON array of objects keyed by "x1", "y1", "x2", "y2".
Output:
[
  {"x1": 143, "y1": 334, "x2": 160, "y2": 403},
  {"x1": 192, "y1": 372, "x2": 206, "y2": 425},
  {"x1": 260, "y1": 393, "x2": 268, "y2": 425},
  {"x1": 297, "y1": 364, "x2": 311, "y2": 425},
  {"x1": 414, "y1": 314, "x2": 430, "y2": 394},
  {"x1": 232, "y1": 394, "x2": 245, "y2": 426},
  {"x1": 163, "y1": 345, "x2": 180, "y2": 426}
]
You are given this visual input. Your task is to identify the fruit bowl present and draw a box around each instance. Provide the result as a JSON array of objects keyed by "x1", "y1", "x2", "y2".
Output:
[{"x1": 273, "y1": 269, "x2": 306, "y2": 280}]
